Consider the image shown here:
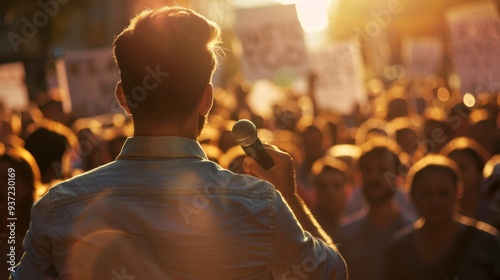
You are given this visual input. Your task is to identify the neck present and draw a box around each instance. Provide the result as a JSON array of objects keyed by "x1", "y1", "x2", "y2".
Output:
[
  {"x1": 132, "y1": 116, "x2": 199, "y2": 138},
  {"x1": 369, "y1": 199, "x2": 400, "y2": 230}
]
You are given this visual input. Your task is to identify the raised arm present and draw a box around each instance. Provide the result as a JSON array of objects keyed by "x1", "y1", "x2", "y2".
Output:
[{"x1": 242, "y1": 145, "x2": 332, "y2": 244}]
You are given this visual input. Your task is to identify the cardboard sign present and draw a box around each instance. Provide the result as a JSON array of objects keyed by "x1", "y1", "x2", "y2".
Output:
[
  {"x1": 402, "y1": 36, "x2": 444, "y2": 78},
  {"x1": 56, "y1": 47, "x2": 120, "y2": 118},
  {"x1": 235, "y1": 4, "x2": 308, "y2": 82},
  {"x1": 447, "y1": 18, "x2": 500, "y2": 94},
  {"x1": 446, "y1": 1, "x2": 500, "y2": 94},
  {"x1": 309, "y1": 42, "x2": 367, "y2": 114},
  {"x1": 0, "y1": 62, "x2": 29, "y2": 112}
]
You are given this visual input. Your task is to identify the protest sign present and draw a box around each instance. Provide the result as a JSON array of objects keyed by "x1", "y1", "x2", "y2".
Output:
[
  {"x1": 235, "y1": 4, "x2": 308, "y2": 82},
  {"x1": 309, "y1": 42, "x2": 367, "y2": 114},
  {"x1": 56, "y1": 47, "x2": 120, "y2": 118},
  {"x1": 0, "y1": 62, "x2": 29, "y2": 112},
  {"x1": 446, "y1": 1, "x2": 500, "y2": 94},
  {"x1": 402, "y1": 36, "x2": 443, "y2": 78},
  {"x1": 447, "y1": 18, "x2": 500, "y2": 94}
]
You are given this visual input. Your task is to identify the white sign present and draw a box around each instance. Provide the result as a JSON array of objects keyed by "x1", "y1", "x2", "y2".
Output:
[
  {"x1": 0, "y1": 62, "x2": 29, "y2": 111},
  {"x1": 56, "y1": 47, "x2": 120, "y2": 118},
  {"x1": 447, "y1": 18, "x2": 500, "y2": 94},
  {"x1": 402, "y1": 36, "x2": 443, "y2": 78},
  {"x1": 309, "y1": 42, "x2": 367, "y2": 114},
  {"x1": 446, "y1": 1, "x2": 500, "y2": 94},
  {"x1": 235, "y1": 4, "x2": 308, "y2": 82}
]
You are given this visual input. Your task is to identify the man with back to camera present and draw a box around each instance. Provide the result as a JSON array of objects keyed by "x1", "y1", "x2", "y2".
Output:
[{"x1": 11, "y1": 6, "x2": 347, "y2": 279}]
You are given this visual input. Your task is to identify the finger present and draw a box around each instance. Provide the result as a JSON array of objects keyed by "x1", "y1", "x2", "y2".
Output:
[
  {"x1": 241, "y1": 157, "x2": 254, "y2": 175},
  {"x1": 262, "y1": 143, "x2": 279, "y2": 151},
  {"x1": 242, "y1": 156, "x2": 268, "y2": 179},
  {"x1": 261, "y1": 147, "x2": 293, "y2": 168}
]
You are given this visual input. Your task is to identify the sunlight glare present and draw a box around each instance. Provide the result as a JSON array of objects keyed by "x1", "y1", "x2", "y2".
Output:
[{"x1": 295, "y1": 0, "x2": 332, "y2": 33}]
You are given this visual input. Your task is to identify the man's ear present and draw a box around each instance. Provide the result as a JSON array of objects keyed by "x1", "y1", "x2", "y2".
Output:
[
  {"x1": 199, "y1": 83, "x2": 213, "y2": 116},
  {"x1": 115, "y1": 81, "x2": 132, "y2": 115}
]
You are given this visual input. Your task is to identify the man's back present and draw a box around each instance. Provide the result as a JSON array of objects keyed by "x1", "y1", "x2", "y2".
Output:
[{"x1": 12, "y1": 137, "x2": 345, "y2": 279}]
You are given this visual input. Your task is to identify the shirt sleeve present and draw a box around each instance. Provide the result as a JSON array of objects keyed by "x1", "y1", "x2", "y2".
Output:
[
  {"x1": 271, "y1": 191, "x2": 347, "y2": 280},
  {"x1": 10, "y1": 195, "x2": 57, "y2": 280}
]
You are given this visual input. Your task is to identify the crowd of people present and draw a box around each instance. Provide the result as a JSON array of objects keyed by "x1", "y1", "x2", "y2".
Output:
[{"x1": 1, "y1": 5, "x2": 500, "y2": 280}]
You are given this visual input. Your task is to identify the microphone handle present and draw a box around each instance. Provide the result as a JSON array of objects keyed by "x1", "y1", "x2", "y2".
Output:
[{"x1": 241, "y1": 138, "x2": 275, "y2": 170}]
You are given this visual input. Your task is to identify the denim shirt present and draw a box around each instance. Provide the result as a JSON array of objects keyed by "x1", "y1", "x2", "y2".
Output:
[{"x1": 12, "y1": 136, "x2": 346, "y2": 279}]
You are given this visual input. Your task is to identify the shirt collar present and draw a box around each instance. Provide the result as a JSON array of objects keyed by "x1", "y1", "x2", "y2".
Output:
[{"x1": 116, "y1": 136, "x2": 207, "y2": 160}]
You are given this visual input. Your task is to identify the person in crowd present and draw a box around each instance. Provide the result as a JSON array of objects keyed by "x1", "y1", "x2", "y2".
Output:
[
  {"x1": 326, "y1": 144, "x2": 361, "y2": 215},
  {"x1": 1, "y1": 110, "x2": 24, "y2": 149},
  {"x1": 469, "y1": 108, "x2": 500, "y2": 156},
  {"x1": 11, "y1": 7, "x2": 346, "y2": 279},
  {"x1": 384, "y1": 154, "x2": 500, "y2": 280},
  {"x1": 19, "y1": 105, "x2": 44, "y2": 134},
  {"x1": 385, "y1": 97, "x2": 409, "y2": 121},
  {"x1": 336, "y1": 138, "x2": 414, "y2": 280},
  {"x1": 476, "y1": 97, "x2": 500, "y2": 155},
  {"x1": 270, "y1": 133, "x2": 316, "y2": 207},
  {"x1": 354, "y1": 118, "x2": 395, "y2": 146},
  {"x1": 483, "y1": 155, "x2": 500, "y2": 231},
  {"x1": 217, "y1": 120, "x2": 238, "y2": 153},
  {"x1": 36, "y1": 88, "x2": 68, "y2": 126},
  {"x1": 440, "y1": 137, "x2": 490, "y2": 221},
  {"x1": 23, "y1": 119, "x2": 78, "y2": 184},
  {"x1": 390, "y1": 116, "x2": 425, "y2": 165},
  {"x1": 446, "y1": 102, "x2": 472, "y2": 139},
  {"x1": 422, "y1": 107, "x2": 453, "y2": 154},
  {"x1": 297, "y1": 124, "x2": 326, "y2": 188},
  {"x1": 315, "y1": 113, "x2": 349, "y2": 147},
  {"x1": 310, "y1": 156, "x2": 352, "y2": 240},
  {"x1": 0, "y1": 144, "x2": 43, "y2": 280}
]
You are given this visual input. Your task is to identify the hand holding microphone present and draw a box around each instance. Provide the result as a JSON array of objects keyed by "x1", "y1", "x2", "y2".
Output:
[
  {"x1": 232, "y1": 119, "x2": 296, "y2": 198},
  {"x1": 232, "y1": 120, "x2": 331, "y2": 244},
  {"x1": 231, "y1": 119, "x2": 274, "y2": 169}
]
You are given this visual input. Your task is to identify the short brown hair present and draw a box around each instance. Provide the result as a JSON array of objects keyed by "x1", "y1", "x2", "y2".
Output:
[
  {"x1": 113, "y1": 6, "x2": 223, "y2": 121},
  {"x1": 310, "y1": 156, "x2": 349, "y2": 188},
  {"x1": 357, "y1": 137, "x2": 404, "y2": 175}
]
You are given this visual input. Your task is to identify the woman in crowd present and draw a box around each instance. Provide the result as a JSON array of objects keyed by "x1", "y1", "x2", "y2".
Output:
[
  {"x1": 440, "y1": 137, "x2": 490, "y2": 221},
  {"x1": 384, "y1": 155, "x2": 500, "y2": 280}
]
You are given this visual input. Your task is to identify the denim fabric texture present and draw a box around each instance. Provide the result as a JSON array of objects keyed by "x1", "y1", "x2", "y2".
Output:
[{"x1": 11, "y1": 136, "x2": 345, "y2": 279}]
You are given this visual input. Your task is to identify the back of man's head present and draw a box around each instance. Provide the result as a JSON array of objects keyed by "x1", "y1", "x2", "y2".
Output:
[{"x1": 113, "y1": 6, "x2": 222, "y2": 122}]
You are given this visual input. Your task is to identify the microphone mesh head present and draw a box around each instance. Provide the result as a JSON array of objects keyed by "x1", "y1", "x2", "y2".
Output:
[{"x1": 232, "y1": 119, "x2": 258, "y2": 147}]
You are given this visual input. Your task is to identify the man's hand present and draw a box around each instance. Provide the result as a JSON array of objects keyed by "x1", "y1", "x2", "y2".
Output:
[
  {"x1": 242, "y1": 145, "x2": 296, "y2": 198},
  {"x1": 242, "y1": 144, "x2": 334, "y2": 246}
]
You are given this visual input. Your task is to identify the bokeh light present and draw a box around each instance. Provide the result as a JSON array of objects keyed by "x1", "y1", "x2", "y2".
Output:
[
  {"x1": 436, "y1": 87, "x2": 450, "y2": 102},
  {"x1": 463, "y1": 93, "x2": 476, "y2": 108}
]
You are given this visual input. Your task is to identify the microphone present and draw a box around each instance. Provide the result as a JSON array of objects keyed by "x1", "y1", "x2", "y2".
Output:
[{"x1": 231, "y1": 119, "x2": 275, "y2": 170}]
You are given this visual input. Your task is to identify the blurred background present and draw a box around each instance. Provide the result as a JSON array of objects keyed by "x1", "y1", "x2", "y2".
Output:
[
  {"x1": 1, "y1": 2, "x2": 500, "y2": 278},
  {"x1": 1, "y1": 0, "x2": 499, "y2": 99}
]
